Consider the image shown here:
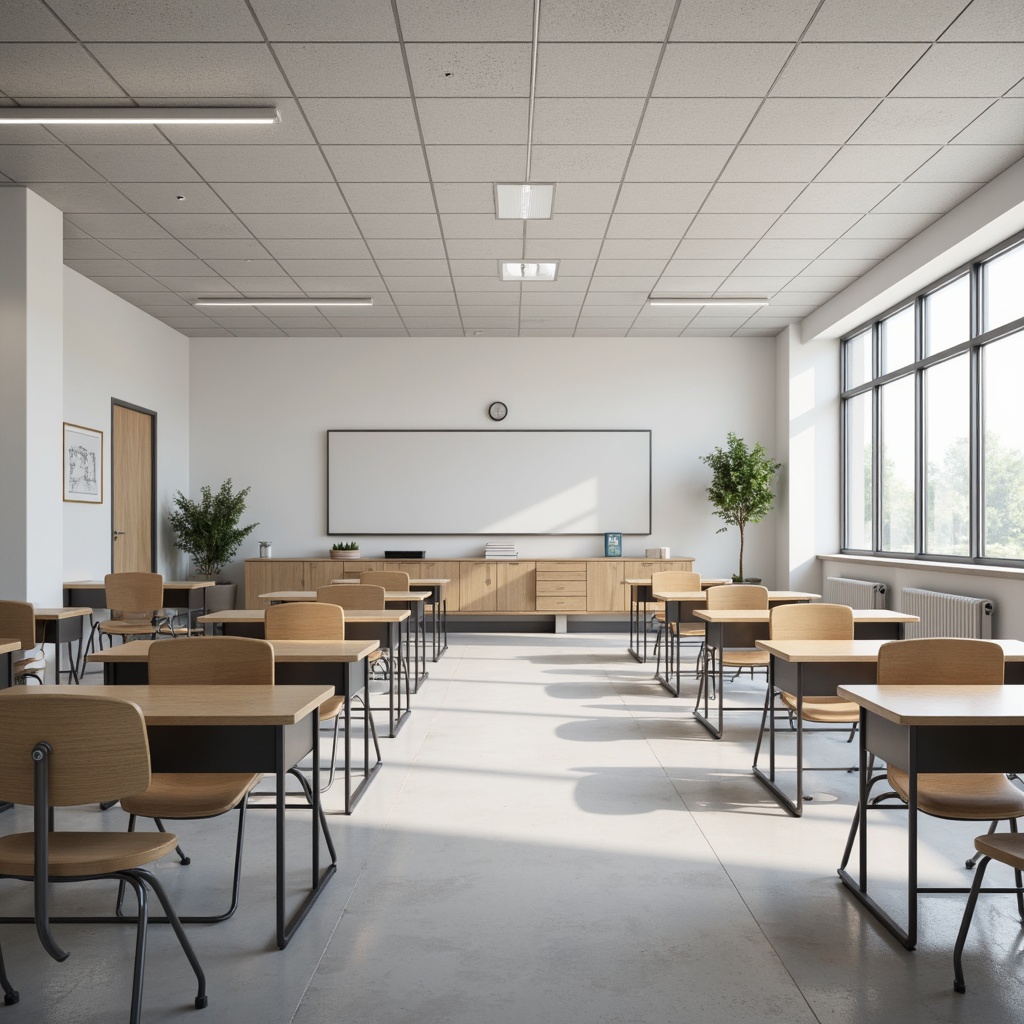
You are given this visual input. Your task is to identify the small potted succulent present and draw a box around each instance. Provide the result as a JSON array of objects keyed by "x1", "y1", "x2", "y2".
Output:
[{"x1": 330, "y1": 541, "x2": 360, "y2": 560}]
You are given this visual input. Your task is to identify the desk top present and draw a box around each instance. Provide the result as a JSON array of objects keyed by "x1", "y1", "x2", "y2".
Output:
[
  {"x1": 87, "y1": 637, "x2": 380, "y2": 664},
  {"x1": 695, "y1": 609, "x2": 919, "y2": 625},
  {"x1": 757, "y1": 638, "x2": 1024, "y2": 662},
  {"x1": 198, "y1": 608, "x2": 410, "y2": 625},
  {"x1": 1, "y1": 639, "x2": 20, "y2": 655},
  {"x1": 64, "y1": 579, "x2": 215, "y2": 591},
  {"x1": 625, "y1": 578, "x2": 730, "y2": 588},
  {"x1": 837, "y1": 683, "x2": 1024, "y2": 726},
  {"x1": 329, "y1": 578, "x2": 449, "y2": 586},
  {"x1": 35, "y1": 606, "x2": 92, "y2": 619},
  {"x1": 0, "y1": 683, "x2": 333, "y2": 726},
  {"x1": 260, "y1": 590, "x2": 428, "y2": 604}
]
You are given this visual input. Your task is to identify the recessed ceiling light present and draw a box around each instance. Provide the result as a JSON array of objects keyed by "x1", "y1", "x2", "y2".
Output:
[
  {"x1": 499, "y1": 260, "x2": 559, "y2": 281},
  {"x1": 0, "y1": 106, "x2": 280, "y2": 125},
  {"x1": 494, "y1": 183, "x2": 555, "y2": 219},
  {"x1": 648, "y1": 296, "x2": 769, "y2": 307},
  {"x1": 193, "y1": 297, "x2": 372, "y2": 308}
]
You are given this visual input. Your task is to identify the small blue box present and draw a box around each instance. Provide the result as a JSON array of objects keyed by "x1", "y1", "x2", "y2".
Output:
[{"x1": 604, "y1": 532, "x2": 622, "y2": 557}]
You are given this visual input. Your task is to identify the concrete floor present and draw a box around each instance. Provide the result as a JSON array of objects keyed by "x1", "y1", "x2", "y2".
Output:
[{"x1": 2, "y1": 632, "x2": 1023, "y2": 1023}]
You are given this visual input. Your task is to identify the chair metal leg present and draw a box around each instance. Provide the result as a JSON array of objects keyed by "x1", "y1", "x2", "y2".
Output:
[
  {"x1": 953, "y1": 855, "x2": 991, "y2": 993},
  {"x1": 966, "y1": 820, "x2": 999, "y2": 870},
  {"x1": 0, "y1": 934, "x2": 18, "y2": 1005},
  {"x1": 114, "y1": 871, "x2": 149, "y2": 1024}
]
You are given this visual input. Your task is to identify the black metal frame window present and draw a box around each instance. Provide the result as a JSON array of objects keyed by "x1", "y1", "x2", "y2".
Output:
[{"x1": 840, "y1": 229, "x2": 1024, "y2": 566}]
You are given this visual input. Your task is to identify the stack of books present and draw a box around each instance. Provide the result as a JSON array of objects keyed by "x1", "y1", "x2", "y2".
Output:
[{"x1": 484, "y1": 542, "x2": 519, "y2": 559}]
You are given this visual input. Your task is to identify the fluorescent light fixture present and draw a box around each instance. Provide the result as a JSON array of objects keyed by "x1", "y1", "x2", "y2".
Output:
[
  {"x1": 0, "y1": 106, "x2": 280, "y2": 125},
  {"x1": 648, "y1": 296, "x2": 769, "y2": 307},
  {"x1": 499, "y1": 260, "x2": 559, "y2": 281},
  {"x1": 194, "y1": 297, "x2": 372, "y2": 308},
  {"x1": 494, "y1": 182, "x2": 555, "y2": 219}
]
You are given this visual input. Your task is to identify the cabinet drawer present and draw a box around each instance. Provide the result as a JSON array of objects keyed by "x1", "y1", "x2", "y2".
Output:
[
  {"x1": 536, "y1": 570, "x2": 586, "y2": 581},
  {"x1": 541, "y1": 561, "x2": 585, "y2": 573},
  {"x1": 536, "y1": 596, "x2": 587, "y2": 611},
  {"x1": 537, "y1": 579, "x2": 586, "y2": 596}
]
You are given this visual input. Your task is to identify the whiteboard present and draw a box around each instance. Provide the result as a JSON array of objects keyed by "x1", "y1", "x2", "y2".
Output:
[{"x1": 327, "y1": 430, "x2": 651, "y2": 535}]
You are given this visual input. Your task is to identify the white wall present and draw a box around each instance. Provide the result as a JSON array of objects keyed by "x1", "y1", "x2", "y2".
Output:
[
  {"x1": 188, "y1": 334, "x2": 781, "y2": 590},
  {"x1": 62, "y1": 268, "x2": 190, "y2": 581}
]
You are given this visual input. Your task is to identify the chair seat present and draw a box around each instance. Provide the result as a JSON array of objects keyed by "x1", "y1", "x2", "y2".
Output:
[
  {"x1": 668, "y1": 623, "x2": 704, "y2": 638},
  {"x1": 319, "y1": 695, "x2": 346, "y2": 721},
  {"x1": 779, "y1": 692, "x2": 860, "y2": 723},
  {"x1": 975, "y1": 832, "x2": 1024, "y2": 871},
  {"x1": 121, "y1": 773, "x2": 260, "y2": 819},
  {"x1": 15, "y1": 652, "x2": 45, "y2": 674},
  {"x1": 99, "y1": 620, "x2": 157, "y2": 636},
  {"x1": 721, "y1": 650, "x2": 770, "y2": 668},
  {"x1": 0, "y1": 830, "x2": 178, "y2": 876},
  {"x1": 887, "y1": 768, "x2": 1024, "y2": 820}
]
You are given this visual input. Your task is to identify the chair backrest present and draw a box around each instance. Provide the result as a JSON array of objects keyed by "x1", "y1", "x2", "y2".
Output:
[
  {"x1": 877, "y1": 638, "x2": 1004, "y2": 687},
  {"x1": 104, "y1": 572, "x2": 164, "y2": 619},
  {"x1": 650, "y1": 570, "x2": 701, "y2": 592},
  {"x1": 0, "y1": 691, "x2": 151, "y2": 806},
  {"x1": 705, "y1": 584, "x2": 769, "y2": 610},
  {"x1": 359, "y1": 571, "x2": 409, "y2": 592},
  {"x1": 770, "y1": 603, "x2": 854, "y2": 641},
  {"x1": 265, "y1": 601, "x2": 345, "y2": 640},
  {"x1": 0, "y1": 599, "x2": 37, "y2": 648},
  {"x1": 148, "y1": 636, "x2": 274, "y2": 686},
  {"x1": 318, "y1": 584, "x2": 386, "y2": 611}
]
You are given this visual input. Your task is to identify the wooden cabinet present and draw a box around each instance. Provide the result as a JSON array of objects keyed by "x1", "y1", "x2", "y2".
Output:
[
  {"x1": 496, "y1": 562, "x2": 536, "y2": 612},
  {"x1": 245, "y1": 560, "x2": 306, "y2": 608},
  {"x1": 536, "y1": 565, "x2": 587, "y2": 611},
  {"x1": 587, "y1": 562, "x2": 625, "y2": 612},
  {"x1": 622, "y1": 559, "x2": 694, "y2": 578},
  {"x1": 460, "y1": 562, "x2": 497, "y2": 612}
]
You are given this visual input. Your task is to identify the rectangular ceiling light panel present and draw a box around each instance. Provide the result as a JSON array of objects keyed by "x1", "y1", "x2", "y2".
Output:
[
  {"x1": 499, "y1": 261, "x2": 559, "y2": 281},
  {"x1": 648, "y1": 296, "x2": 769, "y2": 307},
  {"x1": 194, "y1": 297, "x2": 372, "y2": 307},
  {"x1": 494, "y1": 183, "x2": 555, "y2": 219},
  {"x1": 0, "y1": 107, "x2": 280, "y2": 124}
]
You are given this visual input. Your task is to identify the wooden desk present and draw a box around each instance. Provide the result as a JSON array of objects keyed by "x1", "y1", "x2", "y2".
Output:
[
  {"x1": 836, "y1": 680, "x2": 1024, "y2": 950},
  {"x1": 0, "y1": 683, "x2": 335, "y2": 949},
  {"x1": 690, "y1": 607, "x2": 913, "y2": 740},
  {"x1": 34, "y1": 606, "x2": 92, "y2": 684},
  {"x1": 622, "y1": 578, "x2": 730, "y2": 663},
  {"x1": 1, "y1": 639, "x2": 19, "y2": 689},
  {"x1": 199, "y1": 608, "x2": 413, "y2": 735},
  {"x1": 64, "y1": 579, "x2": 214, "y2": 612},
  {"x1": 87, "y1": 637, "x2": 381, "y2": 815}
]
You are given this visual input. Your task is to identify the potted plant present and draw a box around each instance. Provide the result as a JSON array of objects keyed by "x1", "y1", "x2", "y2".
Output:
[
  {"x1": 700, "y1": 433, "x2": 782, "y2": 583},
  {"x1": 330, "y1": 541, "x2": 360, "y2": 560},
  {"x1": 168, "y1": 479, "x2": 258, "y2": 611}
]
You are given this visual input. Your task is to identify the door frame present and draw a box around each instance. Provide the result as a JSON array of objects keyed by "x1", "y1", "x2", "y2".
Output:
[{"x1": 110, "y1": 398, "x2": 158, "y2": 572}]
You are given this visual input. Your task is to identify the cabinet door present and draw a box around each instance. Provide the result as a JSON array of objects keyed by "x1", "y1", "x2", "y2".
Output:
[
  {"x1": 306, "y1": 560, "x2": 346, "y2": 590},
  {"x1": 413, "y1": 561, "x2": 464, "y2": 611},
  {"x1": 460, "y1": 562, "x2": 497, "y2": 611},
  {"x1": 496, "y1": 562, "x2": 536, "y2": 612},
  {"x1": 245, "y1": 560, "x2": 306, "y2": 608},
  {"x1": 339, "y1": 560, "x2": 384, "y2": 580},
  {"x1": 587, "y1": 562, "x2": 625, "y2": 612}
]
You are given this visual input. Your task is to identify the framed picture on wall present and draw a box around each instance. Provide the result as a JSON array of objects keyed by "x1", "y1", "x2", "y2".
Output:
[{"x1": 63, "y1": 422, "x2": 103, "y2": 503}]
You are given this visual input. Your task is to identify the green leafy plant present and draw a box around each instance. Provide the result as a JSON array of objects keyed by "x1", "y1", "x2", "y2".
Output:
[
  {"x1": 331, "y1": 541, "x2": 360, "y2": 551},
  {"x1": 700, "y1": 433, "x2": 782, "y2": 582},
  {"x1": 168, "y1": 479, "x2": 258, "y2": 577}
]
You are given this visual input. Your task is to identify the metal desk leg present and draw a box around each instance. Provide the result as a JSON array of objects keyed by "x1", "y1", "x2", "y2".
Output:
[
  {"x1": 692, "y1": 622, "x2": 724, "y2": 739},
  {"x1": 752, "y1": 659, "x2": 804, "y2": 817},
  {"x1": 340, "y1": 660, "x2": 382, "y2": 815}
]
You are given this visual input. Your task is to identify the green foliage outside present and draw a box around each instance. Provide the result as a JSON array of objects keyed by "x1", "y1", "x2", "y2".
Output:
[
  {"x1": 168, "y1": 479, "x2": 258, "y2": 577},
  {"x1": 700, "y1": 433, "x2": 782, "y2": 581}
]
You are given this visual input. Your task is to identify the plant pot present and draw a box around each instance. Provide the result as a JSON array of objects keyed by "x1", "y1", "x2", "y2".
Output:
[
  {"x1": 204, "y1": 582, "x2": 237, "y2": 613},
  {"x1": 732, "y1": 576, "x2": 762, "y2": 584},
  {"x1": 330, "y1": 550, "x2": 360, "y2": 560}
]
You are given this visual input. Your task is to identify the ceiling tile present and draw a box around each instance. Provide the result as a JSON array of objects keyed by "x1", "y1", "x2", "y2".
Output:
[
  {"x1": 440, "y1": 213, "x2": 521, "y2": 238},
  {"x1": 745, "y1": 237, "x2": 832, "y2": 258},
  {"x1": 787, "y1": 181, "x2": 896, "y2": 212},
  {"x1": 804, "y1": 0, "x2": 967, "y2": 41},
  {"x1": 842, "y1": 212, "x2": 940, "y2": 237},
  {"x1": 892, "y1": 43, "x2": 1024, "y2": 96},
  {"x1": 160, "y1": 99, "x2": 316, "y2": 145},
  {"x1": 765, "y1": 212, "x2": 861, "y2": 237},
  {"x1": 0, "y1": 0, "x2": 74, "y2": 41},
  {"x1": 356, "y1": 213, "x2": 440, "y2": 238},
  {"x1": 118, "y1": 182, "x2": 228, "y2": 213},
  {"x1": 815, "y1": 145, "x2": 938, "y2": 181},
  {"x1": 819, "y1": 237, "x2": 904, "y2": 259},
  {"x1": 153, "y1": 213, "x2": 253, "y2": 238},
  {"x1": 544, "y1": 182, "x2": 619, "y2": 213},
  {"x1": 45, "y1": 0, "x2": 261, "y2": 41},
  {"x1": 251, "y1": 0, "x2": 397, "y2": 40},
  {"x1": 432, "y1": 182, "x2": 494, "y2": 213},
  {"x1": 595, "y1": 259, "x2": 668, "y2": 275},
  {"x1": 274, "y1": 43, "x2": 408, "y2": 96},
  {"x1": 536, "y1": 43, "x2": 661, "y2": 96},
  {"x1": 720, "y1": 145, "x2": 839, "y2": 182},
  {"x1": 0, "y1": 43, "x2": 126, "y2": 96},
  {"x1": 340, "y1": 182, "x2": 435, "y2": 213},
  {"x1": 70, "y1": 144, "x2": 201, "y2": 182},
  {"x1": 772, "y1": 43, "x2": 927, "y2": 96},
  {"x1": 654, "y1": 43, "x2": 791, "y2": 96},
  {"x1": 615, "y1": 182, "x2": 712, "y2": 213},
  {"x1": 366, "y1": 238, "x2": 447, "y2": 259},
  {"x1": 65, "y1": 213, "x2": 169, "y2": 237},
  {"x1": 378, "y1": 259, "x2": 451, "y2": 275},
  {"x1": 527, "y1": 213, "x2": 611, "y2": 238},
  {"x1": 671, "y1": 0, "x2": 821, "y2": 41},
  {"x1": 211, "y1": 182, "x2": 347, "y2": 214},
  {"x1": 179, "y1": 145, "x2": 332, "y2": 182},
  {"x1": 870, "y1": 181, "x2": 982, "y2": 213},
  {"x1": 703, "y1": 182, "x2": 804, "y2": 213},
  {"x1": 687, "y1": 213, "x2": 777, "y2": 237},
  {"x1": 588, "y1": 276, "x2": 659, "y2": 291},
  {"x1": 86, "y1": 43, "x2": 289, "y2": 97},
  {"x1": 286, "y1": 277, "x2": 384, "y2": 292},
  {"x1": 130, "y1": 259, "x2": 219, "y2": 277},
  {"x1": 446, "y1": 238, "x2": 524, "y2": 258},
  {"x1": 181, "y1": 238, "x2": 276, "y2": 259},
  {"x1": 540, "y1": 0, "x2": 676, "y2": 41},
  {"x1": 662, "y1": 258, "x2": 740, "y2": 275},
  {"x1": 395, "y1": 0, "x2": 532, "y2": 42},
  {"x1": 46, "y1": 124, "x2": 166, "y2": 146},
  {"x1": 733, "y1": 258, "x2": 809, "y2": 275},
  {"x1": 524, "y1": 238, "x2": 604, "y2": 258},
  {"x1": 383, "y1": 275, "x2": 455, "y2": 292},
  {"x1": 606, "y1": 213, "x2": 693, "y2": 238},
  {"x1": 206, "y1": 259, "x2": 289, "y2": 276},
  {"x1": 908, "y1": 143, "x2": 1024, "y2": 181},
  {"x1": 653, "y1": 275, "x2": 726, "y2": 291},
  {"x1": 102, "y1": 237, "x2": 199, "y2": 258},
  {"x1": 325, "y1": 145, "x2": 429, "y2": 182},
  {"x1": 668, "y1": 238, "x2": 755, "y2": 258},
  {"x1": 530, "y1": 145, "x2": 630, "y2": 182},
  {"x1": 237, "y1": 213, "x2": 359, "y2": 238},
  {"x1": 278, "y1": 259, "x2": 380, "y2": 276},
  {"x1": 850, "y1": 98, "x2": 993, "y2": 144},
  {"x1": 951, "y1": 99, "x2": 1024, "y2": 143},
  {"x1": 941, "y1": 0, "x2": 1024, "y2": 42},
  {"x1": 425, "y1": 145, "x2": 526, "y2": 181},
  {"x1": 17, "y1": 181, "x2": 139, "y2": 212},
  {"x1": 63, "y1": 238, "x2": 118, "y2": 258},
  {"x1": 389, "y1": 291, "x2": 457, "y2": 305},
  {"x1": 406, "y1": 43, "x2": 531, "y2": 97},
  {"x1": 65, "y1": 258, "x2": 144, "y2": 276},
  {"x1": 638, "y1": 98, "x2": 760, "y2": 144},
  {"x1": 301, "y1": 98, "x2": 420, "y2": 145},
  {"x1": 744, "y1": 98, "x2": 879, "y2": 144},
  {"x1": 534, "y1": 98, "x2": 645, "y2": 145},
  {"x1": 0, "y1": 144, "x2": 102, "y2": 182},
  {"x1": 623, "y1": 145, "x2": 731, "y2": 182},
  {"x1": 801, "y1": 257, "x2": 877, "y2": 275},
  {"x1": 418, "y1": 99, "x2": 529, "y2": 145}
]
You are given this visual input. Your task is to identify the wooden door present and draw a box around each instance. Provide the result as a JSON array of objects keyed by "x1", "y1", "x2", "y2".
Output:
[
  {"x1": 496, "y1": 562, "x2": 536, "y2": 611},
  {"x1": 111, "y1": 402, "x2": 155, "y2": 573},
  {"x1": 587, "y1": 562, "x2": 625, "y2": 612},
  {"x1": 460, "y1": 562, "x2": 496, "y2": 612}
]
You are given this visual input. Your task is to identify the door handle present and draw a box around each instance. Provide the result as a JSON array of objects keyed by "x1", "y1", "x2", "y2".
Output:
[{"x1": 113, "y1": 531, "x2": 126, "y2": 541}]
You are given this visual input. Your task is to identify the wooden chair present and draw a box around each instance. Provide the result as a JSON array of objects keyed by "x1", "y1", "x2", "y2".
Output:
[
  {"x1": 317, "y1": 584, "x2": 392, "y2": 680},
  {"x1": 0, "y1": 600, "x2": 45, "y2": 684},
  {"x1": 86, "y1": 574, "x2": 174, "y2": 662},
  {"x1": 115, "y1": 636, "x2": 271, "y2": 924},
  {"x1": 0, "y1": 690, "x2": 207, "y2": 1023},
  {"x1": 650, "y1": 571, "x2": 705, "y2": 682},
  {"x1": 705, "y1": 584, "x2": 770, "y2": 680},
  {"x1": 359, "y1": 571, "x2": 425, "y2": 659},
  {"x1": 265, "y1": 602, "x2": 380, "y2": 789}
]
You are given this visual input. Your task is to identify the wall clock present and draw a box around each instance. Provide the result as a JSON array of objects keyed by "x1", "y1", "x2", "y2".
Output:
[{"x1": 488, "y1": 401, "x2": 508, "y2": 422}]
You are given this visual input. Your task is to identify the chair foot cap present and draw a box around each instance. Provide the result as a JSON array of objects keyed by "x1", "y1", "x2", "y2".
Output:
[
  {"x1": 180, "y1": 857, "x2": 191, "y2": 866},
  {"x1": 954, "y1": 982, "x2": 966, "y2": 994},
  {"x1": 4, "y1": 991, "x2": 19, "y2": 1005},
  {"x1": 195, "y1": 995, "x2": 208, "y2": 1009}
]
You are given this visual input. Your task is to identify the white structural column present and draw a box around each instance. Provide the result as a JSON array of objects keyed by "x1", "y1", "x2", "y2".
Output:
[{"x1": 0, "y1": 187, "x2": 64, "y2": 603}]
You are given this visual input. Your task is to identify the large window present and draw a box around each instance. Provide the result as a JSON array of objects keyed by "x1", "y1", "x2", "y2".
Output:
[{"x1": 841, "y1": 234, "x2": 1024, "y2": 566}]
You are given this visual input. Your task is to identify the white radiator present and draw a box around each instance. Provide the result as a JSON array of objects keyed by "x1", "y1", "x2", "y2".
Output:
[
  {"x1": 901, "y1": 587, "x2": 994, "y2": 639},
  {"x1": 823, "y1": 576, "x2": 887, "y2": 609}
]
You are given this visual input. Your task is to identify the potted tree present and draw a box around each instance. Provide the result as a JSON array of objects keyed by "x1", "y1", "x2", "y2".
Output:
[
  {"x1": 700, "y1": 433, "x2": 782, "y2": 583},
  {"x1": 168, "y1": 478, "x2": 258, "y2": 612}
]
